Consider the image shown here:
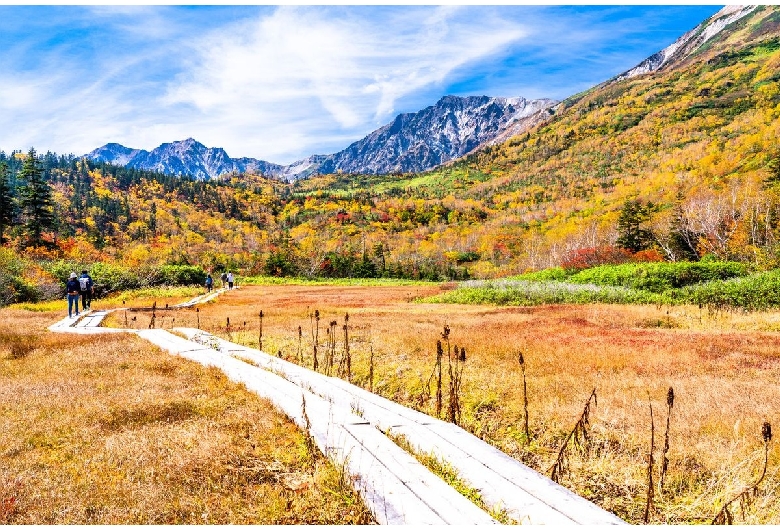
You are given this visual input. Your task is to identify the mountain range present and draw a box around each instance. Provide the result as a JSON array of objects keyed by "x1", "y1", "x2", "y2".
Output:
[
  {"x1": 86, "y1": 5, "x2": 759, "y2": 182},
  {"x1": 87, "y1": 96, "x2": 556, "y2": 181}
]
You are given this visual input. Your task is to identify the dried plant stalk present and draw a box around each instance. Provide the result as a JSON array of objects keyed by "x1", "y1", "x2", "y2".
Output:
[
  {"x1": 343, "y1": 312, "x2": 351, "y2": 382},
  {"x1": 368, "y1": 344, "x2": 374, "y2": 393},
  {"x1": 345, "y1": 314, "x2": 351, "y2": 382},
  {"x1": 712, "y1": 422, "x2": 773, "y2": 525},
  {"x1": 426, "y1": 340, "x2": 444, "y2": 418},
  {"x1": 258, "y1": 310, "x2": 264, "y2": 350},
  {"x1": 549, "y1": 388, "x2": 597, "y2": 483},
  {"x1": 311, "y1": 310, "x2": 320, "y2": 371},
  {"x1": 301, "y1": 393, "x2": 316, "y2": 470},
  {"x1": 660, "y1": 387, "x2": 674, "y2": 493},
  {"x1": 447, "y1": 345, "x2": 465, "y2": 425},
  {"x1": 519, "y1": 351, "x2": 530, "y2": 443},
  {"x1": 324, "y1": 320, "x2": 337, "y2": 376},
  {"x1": 297, "y1": 325, "x2": 303, "y2": 364},
  {"x1": 645, "y1": 393, "x2": 655, "y2": 524}
]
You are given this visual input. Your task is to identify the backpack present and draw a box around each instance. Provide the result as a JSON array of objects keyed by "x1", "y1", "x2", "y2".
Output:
[{"x1": 78, "y1": 277, "x2": 90, "y2": 291}]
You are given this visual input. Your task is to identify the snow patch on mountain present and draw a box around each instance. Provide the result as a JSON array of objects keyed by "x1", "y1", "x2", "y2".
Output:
[
  {"x1": 86, "y1": 95, "x2": 557, "y2": 180},
  {"x1": 615, "y1": 5, "x2": 758, "y2": 81}
]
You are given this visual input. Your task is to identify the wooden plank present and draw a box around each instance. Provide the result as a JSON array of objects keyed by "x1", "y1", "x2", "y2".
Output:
[
  {"x1": 176, "y1": 329, "x2": 625, "y2": 525},
  {"x1": 48, "y1": 298, "x2": 625, "y2": 525},
  {"x1": 137, "y1": 329, "x2": 498, "y2": 525}
]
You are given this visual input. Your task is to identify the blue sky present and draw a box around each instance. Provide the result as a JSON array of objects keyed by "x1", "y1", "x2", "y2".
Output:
[{"x1": 0, "y1": 5, "x2": 722, "y2": 164}]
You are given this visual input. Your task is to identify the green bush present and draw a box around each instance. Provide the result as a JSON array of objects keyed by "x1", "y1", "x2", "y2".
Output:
[
  {"x1": 46, "y1": 260, "x2": 84, "y2": 285},
  {"x1": 0, "y1": 249, "x2": 49, "y2": 305},
  {"x1": 44, "y1": 261, "x2": 208, "y2": 294},
  {"x1": 427, "y1": 266, "x2": 780, "y2": 312},
  {"x1": 566, "y1": 261, "x2": 750, "y2": 292},
  {"x1": 513, "y1": 267, "x2": 570, "y2": 282},
  {"x1": 675, "y1": 270, "x2": 780, "y2": 311},
  {"x1": 0, "y1": 268, "x2": 33, "y2": 305},
  {"x1": 89, "y1": 262, "x2": 144, "y2": 292},
  {"x1": 157, "y1": 265, "x2": 207, "y2": 286}
]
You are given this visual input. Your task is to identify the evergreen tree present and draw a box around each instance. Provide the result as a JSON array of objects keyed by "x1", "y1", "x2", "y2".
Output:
[
  {"x1": 0, "y1": 161, "x2": 14, "y2": 244},
  {"x1": 18, "y1": 148, "x2": 57, "y2": 247},
  {"x1": 148, "y1": 201, "x2": 157, "y2": 236},
  {"x1": 665, "y1": 191, "x2": 700, "y2": 261},
  {"x1": 764, "y1": 151, "x2": 780, "y2": 188},
  {"x1": 616, "y1": 199, "x2": 654, "y2": 253}
]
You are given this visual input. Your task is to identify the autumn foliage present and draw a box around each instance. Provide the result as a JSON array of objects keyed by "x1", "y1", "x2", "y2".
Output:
[{"x1": 2, "y1": 8, "x2": 780, "y2": 298}]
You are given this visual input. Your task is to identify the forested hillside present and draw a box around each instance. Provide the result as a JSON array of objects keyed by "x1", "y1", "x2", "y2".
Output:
[
  {"x1": 455, "y1": 5, "x2": 780, "y2": 269},
  {"x1": 2, "y1": 6, "x2": 780, "y2": 303}
]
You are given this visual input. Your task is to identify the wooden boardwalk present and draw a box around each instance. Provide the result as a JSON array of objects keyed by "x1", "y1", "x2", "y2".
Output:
[{"x1": 48, "y1": 292, "x2": 626, "y2": 525}]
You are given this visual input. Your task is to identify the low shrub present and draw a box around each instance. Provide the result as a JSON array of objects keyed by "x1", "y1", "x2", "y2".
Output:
[
  {"x1": 422, "y1": 279, "x2": 668, "y2": 306},
  {"x1": 674, "y1": 269, "x2": 780, "y2": 311},
  {"x1": 90, "y1": 262, "x2": 145, "y2": 292},
  {"x1": 0, "y1": 249, "x2": 55, "y2": 304},
  {"x1": 560, "y1": 246, "x2": 634, "y2": 270},
  {"x1": 513, "y1": 267, "x2": 570, "y2": 282},
  {"x1": 567, "y1": 261, "x2": 750, "y2": 293},
  {"x1": 431, "y1": 264, "x2": 780, "y2": 311},
  {"x1": 156, "y1": 265, "x2": 207, "y2": 287}
]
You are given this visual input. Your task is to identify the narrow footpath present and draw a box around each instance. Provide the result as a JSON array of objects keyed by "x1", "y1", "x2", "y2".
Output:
[{"x1": 48, "y1": 289, "x2": 625, "y2": 525}]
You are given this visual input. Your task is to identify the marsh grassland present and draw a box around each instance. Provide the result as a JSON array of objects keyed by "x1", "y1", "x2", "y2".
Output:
[
  {"x1": 8, "y1": 283, "x2": 780, "y2": 524},
  {"x1": 0, "y1": 305, "x2": 373, "y2": 524},
  {"x1": 110, "y1": 283, "x2": 780, "y2": 525}
]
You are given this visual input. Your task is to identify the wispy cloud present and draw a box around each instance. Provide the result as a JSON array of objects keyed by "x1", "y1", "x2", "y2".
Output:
[
  {"x1": 163, "y1": 6, "x2": 528, "y2": 161},
  {"x1": 0, "y1": 5, "x2": 721, "y2": 163}
]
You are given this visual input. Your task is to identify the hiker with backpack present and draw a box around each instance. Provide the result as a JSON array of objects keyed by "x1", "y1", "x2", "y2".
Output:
[
  {"x1": 66, "y1": 272, "x2": 80, "y2": 318},
  {"x1": 78, "y1": 269, "x2": 94, "y2": 310},
  {"x1": 220, "y1": 272, "x2": 228, "y2": 288},
  {"x1": 205, "y1": 273, "x2": 214, "y2": 292}
]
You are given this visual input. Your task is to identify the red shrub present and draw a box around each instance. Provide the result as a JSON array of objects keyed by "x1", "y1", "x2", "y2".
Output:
[
  {"x1": 561, "y1": 246, "x2": 634, "y2": 270},
  {"x1": 632, "y1": 249, "x2": 664, "y2": 263}
]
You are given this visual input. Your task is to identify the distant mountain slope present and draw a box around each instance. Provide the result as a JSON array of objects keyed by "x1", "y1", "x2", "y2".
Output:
[
  {"x1": 317, "y1": 96, "x2": 556, "y2": 175},
  {"x1": 614, "y1": 5, "x2": 759, "y2": 81},
  {"x1": 87, "y1": 95, "x2": 556, "y2": 180},
  {"x1": 87, "y1": 138, "x2": 284, "y2": 181}
]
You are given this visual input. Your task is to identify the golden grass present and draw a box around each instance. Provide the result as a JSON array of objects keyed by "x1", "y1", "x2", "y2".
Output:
[
  {"x1": 108, "y1": 284, "x2": 780, "y2": 525},
  {"x1": 0, "y1": 307, "x2": 373, "y2": 524}
]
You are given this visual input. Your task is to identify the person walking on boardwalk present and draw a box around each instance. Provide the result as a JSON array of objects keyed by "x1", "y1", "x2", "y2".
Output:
[
  {"x1": 78, "y1": 269, "x2": 94, "y2": 310},
  {"x1": 66, "y1": 272, "x2": 80, "y2": 318},
  {"x1": 205, "y1": 273, "x2": 214, "y2": 292},
  {"x1": 227, "y1": 271, "x2": 234, "y2": 289},
  {"x1": 220, "y1": 271, "x2": 227, "y2": 288}
]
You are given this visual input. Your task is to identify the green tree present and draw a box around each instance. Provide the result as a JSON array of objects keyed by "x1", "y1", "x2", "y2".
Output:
[
  {"x1": 616, "y1": 199, "x2": 654, "y2": 253},
  {"x1": 765, "y1": 151, "x2": 780, "y2": 188},
  {"x1": 666, "y1": 195, "x2": 700, "y2": 261},
  {"x1": 0, "y1": 162, "x2": 14, "y2": 244},
  {"x1": 18, "y1": 148, "x2": 57, "y2": 247},
  {"x1": 352, "y1": 251, "x2": 377, "y2": 278}
]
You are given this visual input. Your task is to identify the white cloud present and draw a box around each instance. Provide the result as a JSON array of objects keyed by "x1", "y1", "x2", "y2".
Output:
[
  {"x1": 162, "y1": 6, "x2": 528, "y2": 162},
  {"x1": 0, "y1": 5, "x2": 720, "y2": 164}
]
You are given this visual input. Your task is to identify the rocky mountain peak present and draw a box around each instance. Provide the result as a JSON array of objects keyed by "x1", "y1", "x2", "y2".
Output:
[{"x1": 87, "y1": 95, "x2": 557, "y2": 180}]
